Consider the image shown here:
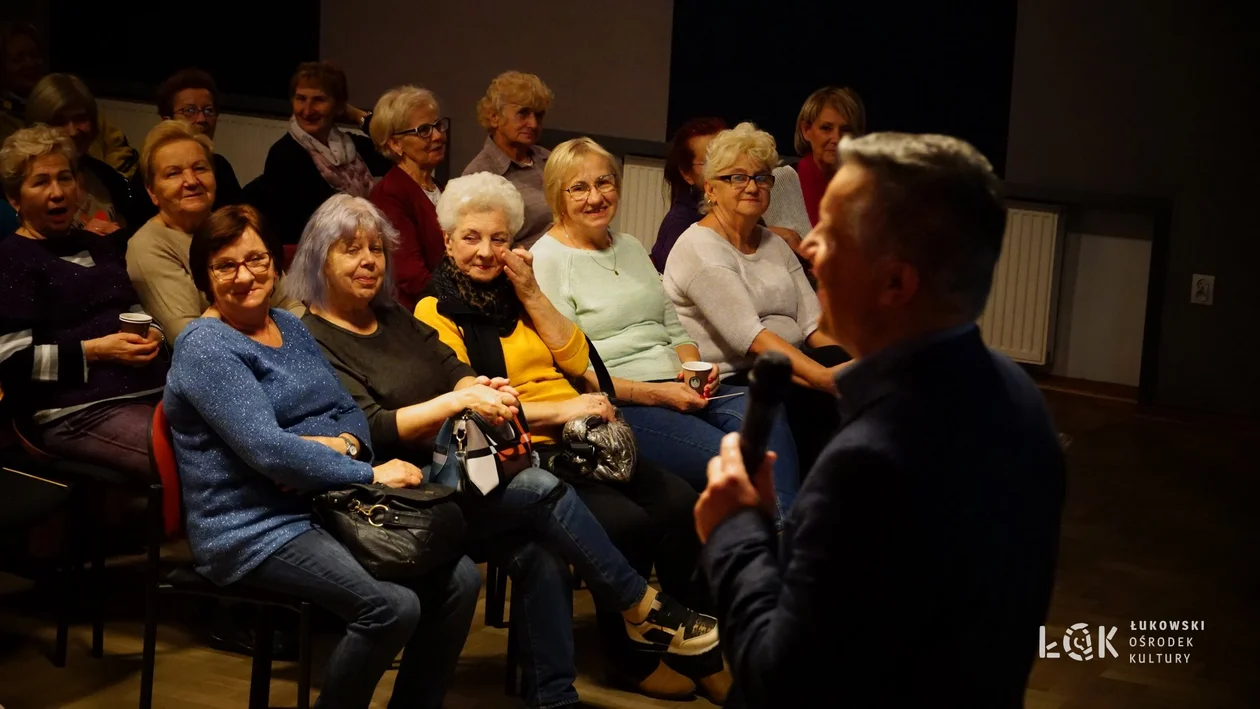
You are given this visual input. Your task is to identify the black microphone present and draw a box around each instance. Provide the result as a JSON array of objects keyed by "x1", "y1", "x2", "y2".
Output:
[{"x1": 740, "y1": 351, "x2": 792, "y2": 478}]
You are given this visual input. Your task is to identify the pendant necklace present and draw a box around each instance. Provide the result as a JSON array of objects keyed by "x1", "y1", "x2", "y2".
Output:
[{"x1": 564, "y1": 225, "x2": 618, "y2": 275}]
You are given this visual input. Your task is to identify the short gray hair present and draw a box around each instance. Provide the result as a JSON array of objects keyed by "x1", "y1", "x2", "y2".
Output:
[
  {"x1": 839, "y1": 132, "x2": 1005, "y2": 320},
  {"x1": 436, "y1": 172, "x2": 525, "y2": 236},
  {"x1": 287, "y1": 194, "x2": 401, "y2": 309}
]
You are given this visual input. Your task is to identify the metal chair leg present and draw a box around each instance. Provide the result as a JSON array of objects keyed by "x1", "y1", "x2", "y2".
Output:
[
  {"x1": 248, "y1": 605, "x2": 274, "y2": 709},
  {"x1": 502, "y1": 567, "x2": 520, "y2": 696},
  {"x1": 91, "y1": 482, "x2": 106, "y2": 658},
  {"x1": 53, "y1": 559, "x2": 70, "y2": 668},
  {"x1": 484, "y1": 561, "x2": 504, "y2": 628},
  {"x1": 139, "y1": 485, "x2": 163, "y2": 709},
  {"x1": 297, "y1": 603, "x2": 312, "y2": 709},
  {"x1": 504, "y1": 617, "x2": 519, "y2": 696}
]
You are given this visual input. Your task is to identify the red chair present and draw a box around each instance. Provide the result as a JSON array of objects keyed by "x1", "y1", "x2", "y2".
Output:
[
  {"x1": 140, "y1": 401, "x2": 313, "y2": 709},
  {"x1": 282, "y1": 244, "x2": 298, "y2": 272}
]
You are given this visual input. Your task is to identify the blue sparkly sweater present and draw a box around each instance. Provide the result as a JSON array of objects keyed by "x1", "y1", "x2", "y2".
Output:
[{"x1": 164, "y1": 309, "x2": 375, "y2": 585}]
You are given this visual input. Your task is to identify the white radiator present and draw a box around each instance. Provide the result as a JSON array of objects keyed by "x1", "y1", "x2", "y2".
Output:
[
  {"x1": 978, "y1": 205, "x2": 1064, "y2": 364},
  {"x1": 611, "y1": 156, "x2": 668, "y2": 250},
  {"x1": 98, "y1": 98, "x2": 290, "y2": 185}
]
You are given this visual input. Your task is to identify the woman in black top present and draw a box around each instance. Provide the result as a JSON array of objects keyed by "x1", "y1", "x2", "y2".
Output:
[
  {"x1": 292, "y1": 194, "x2": 728, "y2": 706},
  {"x1": 258, "y1": 61, "x2": 390, "y2": 245},
  {"x1": 0, "y1": 125, "x2": 165, "y2": 477}
]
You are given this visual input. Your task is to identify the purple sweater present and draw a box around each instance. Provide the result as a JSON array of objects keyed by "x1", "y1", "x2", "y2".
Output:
[
  {"x1": 0, "y1": 230, "x2": 167, "y2": 423},
  {"x1": 651, "y1": 193, "x2": 703, "y2": 273}
]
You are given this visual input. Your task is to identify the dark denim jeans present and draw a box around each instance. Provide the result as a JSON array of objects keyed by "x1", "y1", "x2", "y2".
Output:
[
  {"x1": 435, "y1": 465, "x2": 650, "y2": 707},
  {"x1": 239, "y1": 528, "x2": 480, "y2": 709},
  {"x1": 496, "y1": 541, "x2": 579, "y2": 708},
  {"x1": 619, "y1": 387, "x2": 801, "y2": 517}
]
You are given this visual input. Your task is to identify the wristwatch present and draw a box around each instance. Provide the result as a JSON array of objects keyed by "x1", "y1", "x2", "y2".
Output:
[{"x1": 339, "y1": 434, "x2": 359, "y2": 459}]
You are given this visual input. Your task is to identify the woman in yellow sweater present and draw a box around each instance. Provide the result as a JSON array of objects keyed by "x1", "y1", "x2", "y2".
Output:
[{"x1": 416, "y1": 172, "x2": 727, "y2": 699}]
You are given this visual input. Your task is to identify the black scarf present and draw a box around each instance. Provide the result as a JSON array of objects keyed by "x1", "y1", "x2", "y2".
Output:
[{"x1": 428, "y1": 257, "x2": 521, "y2": 380}]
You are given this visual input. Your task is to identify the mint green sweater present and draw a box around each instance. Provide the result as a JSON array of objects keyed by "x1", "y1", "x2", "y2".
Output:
[{"x1": 532, "y1": 232, "x2": 695, "y2": 382}]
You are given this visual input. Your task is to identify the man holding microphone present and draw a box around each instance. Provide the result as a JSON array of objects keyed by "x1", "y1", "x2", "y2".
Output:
[{"x1": 696, "y1": 132, "x2": 1065, "y2": 707}]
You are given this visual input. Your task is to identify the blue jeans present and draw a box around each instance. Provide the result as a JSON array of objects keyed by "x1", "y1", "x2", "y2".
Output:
[
  {"x1": 239, "y1": 528, "x2": 480, "y2": 709},
  {"x1": 432, "y1": 465, "x2": 650, "y2": 707},
  {"x1": 497, "y1": 541, "x2": 578, "y2": 708},
  {"x1": 619, "y1": 387, "x2": 802, "y2": 517}
]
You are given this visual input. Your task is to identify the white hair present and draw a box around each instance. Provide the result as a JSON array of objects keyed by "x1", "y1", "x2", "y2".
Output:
[
  {"x1": 287, "y1": 193, "x2": 401, "y2": 309},
  {"x1": 436, "y1": 171, "x2": 525, "y2": 237}
]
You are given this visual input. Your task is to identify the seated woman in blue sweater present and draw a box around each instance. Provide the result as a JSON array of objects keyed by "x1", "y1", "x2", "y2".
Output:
[
  {"x1": 162, "y1": 204, "x2": 477, "y2": 709},
  {"x1": 0, "y1": 125, "x2": 165, "y2": 478},
  {"x1": 531, "y1": 138, "x2": 801, "y2": 515},
  {"x1": 293, "y1": 194, "x2": 724, "y2": 704}
]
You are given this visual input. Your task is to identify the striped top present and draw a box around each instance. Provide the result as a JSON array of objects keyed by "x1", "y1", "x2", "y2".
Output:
[{"x1": 0, "y1": 230, "x2": 167, "y2": 423}]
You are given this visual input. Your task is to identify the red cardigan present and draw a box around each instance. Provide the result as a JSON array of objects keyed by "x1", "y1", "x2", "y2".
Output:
[
  {"x1": 369, "y1": 166, "x2": 445, "y2": 310},
  {"x1": 795, "y1": 153, "x2": 830, "y2": 227}
]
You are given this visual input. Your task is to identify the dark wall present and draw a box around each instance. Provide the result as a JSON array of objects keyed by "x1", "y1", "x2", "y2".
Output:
[
  {"x1": 47, "y1": 1, "x2": 319, "y2": 114},
  {"x1": 668, "y1": 0, "x2": 1018, "y2": 171},
  {"x1": 1006, "y1": 0, "x2": 1259, "y2": 415}
]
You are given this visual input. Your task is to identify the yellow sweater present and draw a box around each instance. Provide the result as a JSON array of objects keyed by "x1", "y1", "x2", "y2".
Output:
[{"x1": 415, "y1": 296, "x2": 588, "y2": 443}]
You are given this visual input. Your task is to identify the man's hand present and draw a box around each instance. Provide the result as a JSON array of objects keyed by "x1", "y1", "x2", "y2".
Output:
[{"x1": 695, "y1": 433, "x2": 777, "y2": 543}]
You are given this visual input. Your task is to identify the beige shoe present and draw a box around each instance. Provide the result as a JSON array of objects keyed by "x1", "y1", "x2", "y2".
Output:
[
  {"x1": 635, "y1": 658, "x2": 697, "y2": 699},
  {"x1": 624, "y1": 592, "x2": 720, "y2": 656},
  {"x1": 696, "y1": 660, "x2": 733, "y2": 705}
]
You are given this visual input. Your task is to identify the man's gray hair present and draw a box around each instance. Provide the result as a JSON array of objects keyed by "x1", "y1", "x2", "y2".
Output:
[
  {"x1": 839, "y1": 132, "x2": 1006, "y2": 320},
  {"x1": 287, "y1": 193, "x2": 401, "y2": 309},
  {"x1": 436, "y1": 171, "x2": 525, "y2": 236}
]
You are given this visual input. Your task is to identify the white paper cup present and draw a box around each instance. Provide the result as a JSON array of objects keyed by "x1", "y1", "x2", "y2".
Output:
[
  {"x1": 119, "y1": 312, "x2": 153, "y2": 337},
  {"x1": 681, "y1": 361, "x2": 715, "y2": 395}
]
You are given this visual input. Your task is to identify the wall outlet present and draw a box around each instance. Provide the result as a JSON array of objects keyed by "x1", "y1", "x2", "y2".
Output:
[{"x1": 1191, "y1": 274, "x2": 1215, "y2": 305}]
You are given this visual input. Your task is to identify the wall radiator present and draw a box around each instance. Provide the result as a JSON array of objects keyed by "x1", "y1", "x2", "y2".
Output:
[
  {"x1": 94, "y1": 104, "x2": 1062, "y2": 367},
  {"x1": 100, "y1": 98, "x2": 290, "y2": 186},
  {"x1": 978, "y1": 205, "x2": 1063, "y2": 365},
  {"x1": 610, "y1": 156, "x2": 668, "y2": 250}
]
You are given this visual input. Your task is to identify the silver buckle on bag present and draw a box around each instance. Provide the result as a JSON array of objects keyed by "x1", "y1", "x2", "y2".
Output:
[{"x1": 349, "y1": 500, "x2": 389, "y2": 527}]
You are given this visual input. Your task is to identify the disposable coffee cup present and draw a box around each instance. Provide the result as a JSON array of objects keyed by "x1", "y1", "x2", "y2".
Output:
[
  {"x1": 681, "y1": 361, "x2": 715, "y2": 396},
  {"x1": 119, "y1": 312, "x2": 153, "y2": 337}
]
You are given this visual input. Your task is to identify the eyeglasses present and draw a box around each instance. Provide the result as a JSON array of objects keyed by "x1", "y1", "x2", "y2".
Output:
[
  {"x1": 715, "y1": 173, "x2": 776, "y2": 190},
  {"x1": 176, "y1": 106, "x2": 218, "y2": 119},
  {"x1": 564, "y1": 174, "x2": 617, "y2": 201},
  {"x1": 393, "y1": 117, "x2": 451, "y2": 140},
  {"x1": 210, "y1": 252, "x2": 272, "y2": 281}
]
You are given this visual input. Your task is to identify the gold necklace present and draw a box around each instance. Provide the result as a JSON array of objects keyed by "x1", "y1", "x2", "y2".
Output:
[{"x1": 563, "y1": 226, "x2": 618, "y2": 276}]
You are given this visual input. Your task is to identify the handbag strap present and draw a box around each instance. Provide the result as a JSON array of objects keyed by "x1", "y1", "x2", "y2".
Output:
[{"x1": 585, "y1": 336, "x2": 615, "y2": 396}]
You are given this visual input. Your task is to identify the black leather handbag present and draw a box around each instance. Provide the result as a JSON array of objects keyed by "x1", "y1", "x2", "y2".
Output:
[{"x1": 313, "y1": 482, "x2": 467, "y2": 581}]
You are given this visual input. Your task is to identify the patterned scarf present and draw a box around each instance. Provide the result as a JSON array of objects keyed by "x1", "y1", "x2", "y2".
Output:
[
  {"x1": 287, "y1": 117, "x2": 374, "y2": 198},
  {"x1": 429, "y1": 257, "x2": 521, "y2": 380}
]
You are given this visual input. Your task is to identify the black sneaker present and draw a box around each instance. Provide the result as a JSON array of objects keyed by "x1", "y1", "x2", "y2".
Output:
[{"x1": 624, "y1": 593, "x2": 720, "y2": 656}]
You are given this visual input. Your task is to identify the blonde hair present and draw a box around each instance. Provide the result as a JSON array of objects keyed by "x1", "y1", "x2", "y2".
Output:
[
  {"x1": 0, "y1": 124, "x2": 77, "y2": 201},
  {"x1": 140, "y1": 120, "x2": 214, "y2": 187},
  {"x1": 794, "y1": 86, "x2": 866, "y2": 156},
  {"x1": 369, "y1": 85, "x2": 441, "y2": 160},
  {"x1": 703, "y1": 122, "x2": 779, "y2": 183},
  {"x1": 25, "y1": 73, "x2": 97, "y2": 128},
  {"x1": 476, "y1": 71, "x2": 554, "y2": 131},
  {"x1": 542, "y1": 137, "x2": 621, "y2": 224}
]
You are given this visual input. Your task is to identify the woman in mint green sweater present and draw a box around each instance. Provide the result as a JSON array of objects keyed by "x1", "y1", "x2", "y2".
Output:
[{"x1": 531, "y1": 138, "x2": 800, "y2": 516}]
